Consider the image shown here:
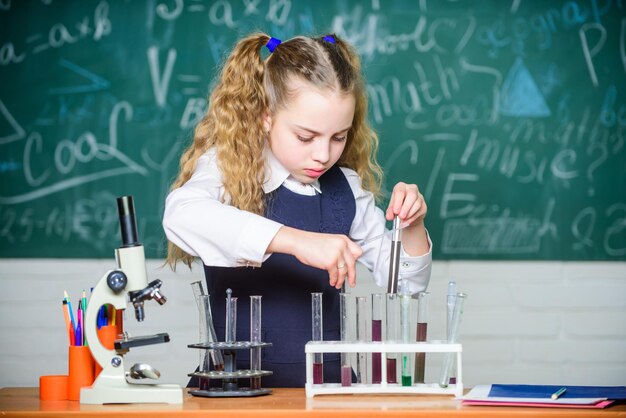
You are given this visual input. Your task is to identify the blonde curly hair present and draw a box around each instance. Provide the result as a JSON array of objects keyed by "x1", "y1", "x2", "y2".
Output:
[{"x1": 167, "y1": 32, "x2": 383, "y2": 268}]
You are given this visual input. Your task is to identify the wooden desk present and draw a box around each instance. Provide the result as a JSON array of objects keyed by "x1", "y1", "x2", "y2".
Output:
[{"x1": 1, "y1": 388, "x2": 624, "y2": 417}]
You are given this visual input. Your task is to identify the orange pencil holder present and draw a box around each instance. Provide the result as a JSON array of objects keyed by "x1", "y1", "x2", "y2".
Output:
[
  {"x1": 67, "y1": 345, "x2": 95, "y2": 401},
  {"x1": 94, "y1": 325, "x2": 118, "y2": 377},
  {"x1": 39, "y1": 375, "x2": 68, "y2": 401}
]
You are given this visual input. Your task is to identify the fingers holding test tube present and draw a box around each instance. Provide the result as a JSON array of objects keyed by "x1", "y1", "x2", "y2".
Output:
[
  {"x1": 385, "y1": 182, "x2": 430, "y2": 258},
  {"x1": 385, "y1": 182, "x2": 427, "y2": 226}
]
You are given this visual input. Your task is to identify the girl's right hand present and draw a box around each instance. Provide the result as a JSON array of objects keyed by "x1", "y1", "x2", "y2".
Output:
[{"x1": 267, "y1": 226, "x2": 363, "y2": 289}]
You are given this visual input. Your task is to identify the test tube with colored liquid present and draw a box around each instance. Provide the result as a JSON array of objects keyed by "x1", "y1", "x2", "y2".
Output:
[
  {"x1": 385, "y1": 294, "x2": 399, "y2": 384},
  {"x1": 340, "y1": 293, "x2": 352, "y2": 386},
  {"x1": 250, "y1": 295, "x2": 262, "y2": 390},
  {"x1": 311, "y1": 293, "x2": 324, "y2": 384},
  {"x1": 356, "y1": 296, "x2": 368, "y2": 384},
  {"x1": 400, "y1": 294, "x2": 412, "y2": 386},
  {"x1": 414, "y1": 291, "x2": 428, "y2": 384},
  {"x1": 371, "y1": 293, "x2": 384, "y2": 384},
  {"x1": 439, "y1": 292, "x2": 467, "y2": 388}
]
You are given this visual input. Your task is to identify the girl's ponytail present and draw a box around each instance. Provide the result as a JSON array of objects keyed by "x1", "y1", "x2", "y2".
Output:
[
  {"x1": 209, "y1": 33, "x2": 270, "y2": 212},
  {"x1": 166, "y1": 33, "x2": 270, "y2": 269}
]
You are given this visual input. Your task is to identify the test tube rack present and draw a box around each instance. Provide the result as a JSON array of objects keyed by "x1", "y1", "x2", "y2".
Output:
[
  {"x1": 304, "y1": 341, "x2": 462, "y2": 398},
  {"x1": 187, "y1": 340, "x2": 273, "y2": 397}
]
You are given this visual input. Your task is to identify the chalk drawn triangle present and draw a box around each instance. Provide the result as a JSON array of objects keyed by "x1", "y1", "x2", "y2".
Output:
[
  {"x1": 48, "y1": 59, "x2": 110, "y2": 95},
  {"x1": 499, "y1": 58, "x2": 551, "y2": 117},
  {"x1": 0, "y1": 99, "x2": 26, "y2": 145}
]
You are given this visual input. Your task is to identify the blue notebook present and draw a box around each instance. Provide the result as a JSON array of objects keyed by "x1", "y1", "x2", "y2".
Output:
[{"x1": 489, "y1": 384, "x2": 626, "y2": 400}]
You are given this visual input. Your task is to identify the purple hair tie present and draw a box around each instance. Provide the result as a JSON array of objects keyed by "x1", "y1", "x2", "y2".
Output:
[
  {"x1": 323, "y1": 35, "x2": 336, "y2": 44},
  {"x1": 266, "y1": 37, "x2": 281, "y2": 53}
]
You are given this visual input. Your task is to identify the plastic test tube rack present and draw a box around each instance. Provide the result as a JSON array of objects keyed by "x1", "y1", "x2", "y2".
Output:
[{"x1": 304, "y1": 341, "x2": 462, "y2": 398}]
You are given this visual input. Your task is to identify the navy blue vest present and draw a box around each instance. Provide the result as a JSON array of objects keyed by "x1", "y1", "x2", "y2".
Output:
[{"x1": 200, "y1": 165, "x2": 356, "y2": 388}]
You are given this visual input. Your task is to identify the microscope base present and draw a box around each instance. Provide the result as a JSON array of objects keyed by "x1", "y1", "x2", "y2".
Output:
[{"x1": 80, "y1": 377, "x2": 183, "y2": 404}]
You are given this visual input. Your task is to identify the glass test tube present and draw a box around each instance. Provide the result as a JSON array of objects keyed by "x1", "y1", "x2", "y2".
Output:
[
  {"x1": 356, "y1": 296, "x2": 368, "y2": 384},
  {"x1": 311, "y1": 293, "x2": 323, "y2": 384},
  {"x1": 196, "y1": 295, "x2": 211, "y2": 390},
  {"x1": 414, "y1": 291, "x2": 428, "y2": 384},
  {"x1": 225, "y1": 289, "x2": 237, "y2": 343},
  {"x1": 385, "y1": 294, "x2": 399, "y2": 383},
  {"x1": 400, "y1": 294, "x2": 412, "y2": 386},
  {"x1": 340, "y1": 293, "x2": 351, "y2": 386},
  {"x1": 447, "y1": 281, "x2": 457, "y2": 384},
  {"x1": 371, "y1": 293, "x2": 384, "y2": 384},
  {"x1": 191, "y1": 281, "x2": 204, "y2": 305},
  {"x1": 439, "y1": 292, "x2": 467, "y2": 388},
  {"x1": 250, "y1": 295, "x2": 262, "y2": 390},
  {"x1": 224, "y1": 289, "x2": 238, "y2": 391},
  {"x1": 387, "y1": 216, "x2": 402, "y2": 293},
  {"x1": 192, "y1": 282, "x2": 224, "y2": 372}
]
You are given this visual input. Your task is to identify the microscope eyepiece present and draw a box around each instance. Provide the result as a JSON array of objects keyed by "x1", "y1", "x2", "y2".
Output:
[{"x1": 117, "y1": 196, "x2": 141, "y2": 247}]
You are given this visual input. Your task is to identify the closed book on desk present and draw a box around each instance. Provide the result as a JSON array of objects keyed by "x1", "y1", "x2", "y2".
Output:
[{"x1": 463, "y1": 384, "x2": 626, "y2": 408}]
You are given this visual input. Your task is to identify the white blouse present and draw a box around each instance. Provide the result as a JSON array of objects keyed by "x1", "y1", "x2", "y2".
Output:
[{"x1": 163, "y1": 148, "x2": 432, "y2": 294}]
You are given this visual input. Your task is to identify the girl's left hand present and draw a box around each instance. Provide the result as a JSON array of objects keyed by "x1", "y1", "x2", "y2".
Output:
[{"x1": 385, "y1": 182, "x2": 427, "y2": 226}]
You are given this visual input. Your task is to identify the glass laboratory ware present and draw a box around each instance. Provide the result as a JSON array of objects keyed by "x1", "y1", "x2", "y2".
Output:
[
  {"x1": 387, "y1": 216, "x2": 402, "y2": 293},
  {"x1": 192, "y1": 282, "x2": 224, "y2": 372},
  {"x1": 385, "y1": 293, "x2": 399, "y2": 384},
  {"x1": 414, "y1": 291, "x2": 428, "y2": 384},
  {"x1": 439, "y1": 292, "x2": 467, "y2": 388},
  {"x1": 311, "y1": 292, "x2": 323, "y2": 384},
  {"x1": 191, "y1": 281, "x2": 203, "y2": 304},
  {"x1": 447, "y1": 281, "x2": 457, "y2": 384},
  {"x1": 196, "y1": 295, "x2": 211, "y2": 390},
  {"x1": 250, "y1": 295, "x2": 262, "y2": 390},
  {"x1": 340, "y1": 293, "x2": 352, "y2": 386},
  {"x1": 400, "y1": 294, "x2": 412, "y2": 386},
  {"x1": 356, "y1": 296, "x2": 368, "y2": 384},
  {"x1": 371, "y1": 293, "x2": 384, "y2": 384},
  {"x1": 224, "y1": 289, "x2": 238, "y2": 391}
]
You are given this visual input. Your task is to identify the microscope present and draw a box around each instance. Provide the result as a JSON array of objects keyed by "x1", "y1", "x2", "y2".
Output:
[{"x1": 80, "y1": 196, "x2": 183, "y2": 404}]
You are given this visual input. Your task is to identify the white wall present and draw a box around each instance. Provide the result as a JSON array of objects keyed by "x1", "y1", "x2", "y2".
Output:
[{"x1": 1, "y1": 259, "x2": 624, "y2": 389}]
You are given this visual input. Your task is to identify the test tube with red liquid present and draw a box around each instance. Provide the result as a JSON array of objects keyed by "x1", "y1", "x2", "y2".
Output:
[
  {"x1": 371, "y1": 293, "x2": 384, "y2": 384},
  {"x1": 311, "y1": 293, "x2": 324, "y2": 384},
  {"x1": 385, "y1": 294, "x2": 399, "y2": 384},
  {"x1": 414, "y1": 291, "x2": 428, "y2": 384}
]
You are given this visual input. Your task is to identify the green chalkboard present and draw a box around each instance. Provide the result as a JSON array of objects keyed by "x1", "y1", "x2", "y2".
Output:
[{"x1": 1, "y1": 0, "x2": 624, "y2": 260}]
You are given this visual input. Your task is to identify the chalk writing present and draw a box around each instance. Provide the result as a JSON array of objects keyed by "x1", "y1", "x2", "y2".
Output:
[
  {"x1": 148, "y1": 46, "x2": 177, "y2": 107},
  {"x1": 20, "y1": 1, "x2": 112, "y2": 62},
  {"x1": 579, "y1": 22, "x2": 606, "y2": 87},
  {"x1": 0, "y1": 101, "x2": 147, "y2": 205},
  {"x1": 442, "y1": 217, "x2": 542, "y2": 254},
  {"x1": 0, "y1": 0, "x2": 624, "y2": 260},
  {"x1": 332, "y1": 7, "x2": 475, "y2": 59},
  {"x1": 48, "y1": 59, "x2": 110, "y2": 95}
]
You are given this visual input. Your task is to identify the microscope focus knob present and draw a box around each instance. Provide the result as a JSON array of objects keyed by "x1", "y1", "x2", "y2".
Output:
[{"x1": 107, "y1": 270, "x2": 128, "y2": 293}]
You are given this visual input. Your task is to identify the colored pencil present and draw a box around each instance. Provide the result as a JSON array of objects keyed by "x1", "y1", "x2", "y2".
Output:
[
  {"x1": 62, "y1": 300, "x2": 72, "y2": 345},
  {"x1": 64, "y1": 290, "x2": 76, "y2": 330}
]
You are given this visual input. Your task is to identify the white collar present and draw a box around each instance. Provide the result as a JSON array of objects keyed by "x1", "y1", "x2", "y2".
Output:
[{"x1": 263, "y1": 147, "x2": 322, "y2": 195}]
